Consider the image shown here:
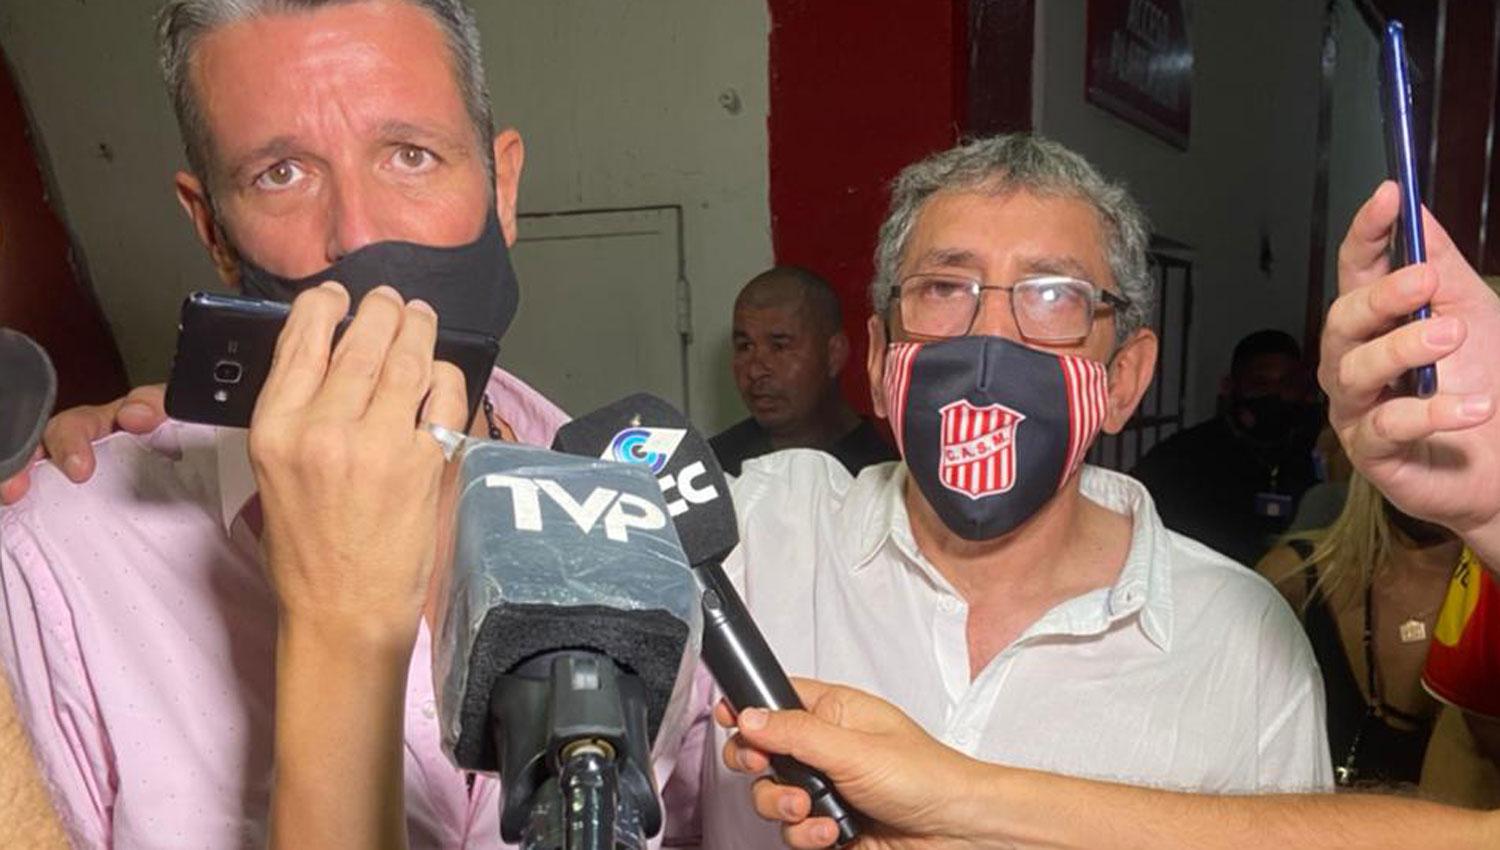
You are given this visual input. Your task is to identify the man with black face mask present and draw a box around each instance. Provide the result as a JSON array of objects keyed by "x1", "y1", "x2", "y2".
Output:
[
  {"x1": 0, "y1": 2, "x2": 707, "y2": 846},
  {"x1": 1132, "y1": 329, "x2": 1323, "y2": 567},
  {"x1": 688, "y1": 134, "x2": 1332, "y2": 847}
]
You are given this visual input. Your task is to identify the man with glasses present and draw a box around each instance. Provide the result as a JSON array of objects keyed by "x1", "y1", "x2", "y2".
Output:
[{"x1": 690, "y1": 134, "x2": 1332, "y2": 847}]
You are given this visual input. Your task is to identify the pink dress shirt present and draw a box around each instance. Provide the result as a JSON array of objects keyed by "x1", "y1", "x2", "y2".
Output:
[{"x1": 0, "y1": 369, "x2": 711, "y2": 849}]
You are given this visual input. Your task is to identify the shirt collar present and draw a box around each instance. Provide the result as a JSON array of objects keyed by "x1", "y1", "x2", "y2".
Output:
[
  {"x1": 850, "y1": 464, "x2": 1174, "y2": 652},
  {"x1": 848, "y1": 462, "x2": 911, "y2": 571},
  {"x1": 216, "y1": 427, "x2": 256, "y2": 533},
  {"x1": 1083, "y1": 466, "x2": 1174, "y2": 652}
]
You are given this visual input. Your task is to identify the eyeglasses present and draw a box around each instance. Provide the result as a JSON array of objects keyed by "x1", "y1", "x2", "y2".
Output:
[{"x1": 889, "y1": 273, "x2": 1131, "y2": 342}]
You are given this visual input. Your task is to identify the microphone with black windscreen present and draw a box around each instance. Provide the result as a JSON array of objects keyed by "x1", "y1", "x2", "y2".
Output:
[
  {"x1": 553, "y1": 393, "x2": 864, "y2": 847},
  {"x1": 432, "y1": 440, "x2": 703, "y2": 849}
]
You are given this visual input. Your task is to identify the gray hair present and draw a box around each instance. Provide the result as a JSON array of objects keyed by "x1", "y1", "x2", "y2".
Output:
[
  {"x1": 156, "y1": 0, "x2": 494, "y2": 186},
  {"x1": 872, "y1": 134, "x2": 1154, "y2": 344}
]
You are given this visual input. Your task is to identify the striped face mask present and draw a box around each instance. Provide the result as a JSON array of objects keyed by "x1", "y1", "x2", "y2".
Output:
[{"x1": 882, "y1": 335, "x2": 1109, "y2": 541}]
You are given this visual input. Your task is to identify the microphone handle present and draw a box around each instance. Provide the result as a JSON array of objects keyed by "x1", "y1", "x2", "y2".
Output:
[{"x1": 694, "y1": 561, "x2": 863, "y2": 847}]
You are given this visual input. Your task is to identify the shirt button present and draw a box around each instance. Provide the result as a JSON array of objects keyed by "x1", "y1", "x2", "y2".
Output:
[
  {"x1": 421, "y1": 700, "x2": 437, "y2": 719},
  {"x1": 938, "y1": 597, "x2": 961, "y2": 614}
]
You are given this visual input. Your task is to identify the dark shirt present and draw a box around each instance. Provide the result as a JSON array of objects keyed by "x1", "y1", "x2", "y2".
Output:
[
  {"x1": 1289, "y1": 541, "x2": 1433, "y2": 789},
  {"x1": 710, "y1": 416, "x2": 897, "y2": 477},
  {"x1": 1129, "y1": 416, "x2": 1319, "y2": 567}
]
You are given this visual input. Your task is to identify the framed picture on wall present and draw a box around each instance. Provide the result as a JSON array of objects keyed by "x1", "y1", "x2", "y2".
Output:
[{"x1": 1085, "y1": 0, "x2": 1193, "y2": 149}]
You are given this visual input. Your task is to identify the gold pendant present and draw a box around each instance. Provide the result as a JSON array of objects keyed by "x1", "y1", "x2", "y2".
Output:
[{"x1": 1398, "y1": 619, "x2": 1427, "y2": 643}]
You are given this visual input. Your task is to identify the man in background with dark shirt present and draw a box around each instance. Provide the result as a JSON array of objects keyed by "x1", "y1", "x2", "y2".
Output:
[
  {"x1": 1131, "y1": 329, "x2": 1322, "y2": 566},
  {"x1": 711, "y1": 266, "x2": 895, "y2": 476}
]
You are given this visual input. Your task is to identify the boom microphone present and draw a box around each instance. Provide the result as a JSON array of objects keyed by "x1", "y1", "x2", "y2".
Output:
[
  {"x1": 553, "y1": 394, "x2": 864, "y2": 847},
  {"x1": 432, "y1": 440, "x2": 703, "y2": 849}
]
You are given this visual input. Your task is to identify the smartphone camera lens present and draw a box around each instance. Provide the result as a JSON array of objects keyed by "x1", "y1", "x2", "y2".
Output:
[{"x1": 213, "y1": 359, "x2": 243, "y2": 385}]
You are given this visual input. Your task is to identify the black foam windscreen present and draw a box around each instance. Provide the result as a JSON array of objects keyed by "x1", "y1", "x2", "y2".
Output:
[
  {"x1": 552, "y1": 393, "x2": 739, "y2": 567},
  {"x1": 453, "y1": 605, "x2": 688, "y2": 771}
]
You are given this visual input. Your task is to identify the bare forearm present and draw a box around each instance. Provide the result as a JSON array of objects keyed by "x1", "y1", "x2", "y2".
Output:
[
  {"x1": 0, "y1": 676, "x2": 67, "y2": 848},
  {"x1": 978, "y1": 767, "x2": 1500, "y2": 850},
  {"x1": 271, "y1": 618, "x2": 414, "y2": 850}
]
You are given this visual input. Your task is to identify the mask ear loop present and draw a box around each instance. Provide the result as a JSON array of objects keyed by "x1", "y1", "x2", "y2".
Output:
[
  {"x1": 195, "y1": 186, "x2": 250, "y2": 279},
  {"x1": 1096, "y1": 322, "x2": 1141, "y2": 439},
  {"x1": 1102, "y1": 343, "x2": 1123, "y2": 395},
  {"x1": 1101, "y1": 307, "x2": 1138, "y2": 379},
  {"x1": 875, "y1": 308, "x2": 897, "y2": 415}
]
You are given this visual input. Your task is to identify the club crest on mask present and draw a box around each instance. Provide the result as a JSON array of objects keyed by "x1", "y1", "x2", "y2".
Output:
[
  {"x1": 938, "y1": 400, "x2": 1025, "y2": 499},
  {"x1": 882, "y1": 336, "x2": 1110, "y2": 541}
]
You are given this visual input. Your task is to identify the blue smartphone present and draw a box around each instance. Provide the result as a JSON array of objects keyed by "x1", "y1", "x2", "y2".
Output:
[{"x1": 1379, "y1": 20, "x2": 1437, "y2": 398}]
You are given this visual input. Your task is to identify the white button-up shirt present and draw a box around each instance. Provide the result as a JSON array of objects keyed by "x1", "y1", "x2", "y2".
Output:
[{"x1": 695, "y1": 450, "x2": 1332, "y2": 848}]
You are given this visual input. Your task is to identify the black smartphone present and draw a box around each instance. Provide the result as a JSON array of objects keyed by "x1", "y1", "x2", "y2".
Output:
[
  {"x1": 1379, "y1": 20, "x2": 1438, "y2": 398},
  {"x1": 165, "y1": 292, "x2": 499, "y2": 428}
]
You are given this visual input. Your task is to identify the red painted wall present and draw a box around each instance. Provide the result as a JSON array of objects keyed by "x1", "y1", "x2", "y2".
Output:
[
  {"x1": 0, "y1": 51, "x2": 126, "y2": 408},
  {"x1": 766, "y1": 0, "x2": 965, "y2": 412}
]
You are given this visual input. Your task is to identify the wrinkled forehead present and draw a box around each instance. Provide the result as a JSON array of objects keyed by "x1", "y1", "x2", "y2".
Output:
[
  {"x1": 902, "y1": 188, "x2": 1113, "y2": 285},
  {"x1": 733, "y1": 299, "x2": 818, "y2": 337},
  {"x1": 189, "y1": 3, "x2": 472, "y2": 168}
]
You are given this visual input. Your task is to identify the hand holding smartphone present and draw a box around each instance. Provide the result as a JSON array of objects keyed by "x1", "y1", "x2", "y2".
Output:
[
  {"x1": 1379, "y1": 20, "x2": 1438, "y2": 397},
  {"x1": 165, "y1": 291, "x2": 499, "y2": 428}
]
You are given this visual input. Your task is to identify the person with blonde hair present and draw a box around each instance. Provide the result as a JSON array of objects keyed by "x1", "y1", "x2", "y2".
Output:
[{"x1": 1255, "y1": 473, "x2": 1459, "y2": 790}]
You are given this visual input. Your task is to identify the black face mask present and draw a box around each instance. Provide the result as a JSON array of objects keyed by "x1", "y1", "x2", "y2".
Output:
[
  {"x1": 237, "y1": 208, "x2": 519, "y2": 338},
  {"x1": 1232, "y1": 394, "x2": 1302, "y2": 444},
  {"x1": 883, "y1": 336, "x2": 1110, "y2": 541}
]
